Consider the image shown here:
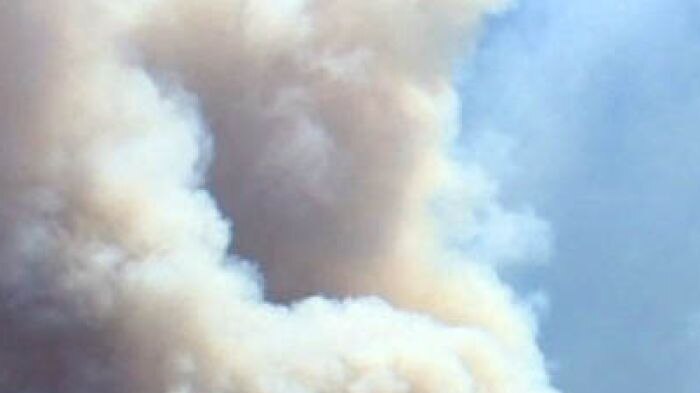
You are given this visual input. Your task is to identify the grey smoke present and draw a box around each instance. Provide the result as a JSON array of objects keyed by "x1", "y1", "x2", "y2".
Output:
[{"x1": 0, "y1": 1, "x2": 556, "y2": 393}]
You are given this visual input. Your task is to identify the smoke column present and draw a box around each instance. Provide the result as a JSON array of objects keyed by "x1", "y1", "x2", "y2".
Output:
[{"x1": 0, "y1": 1, "x2": 557, "y2": 393}]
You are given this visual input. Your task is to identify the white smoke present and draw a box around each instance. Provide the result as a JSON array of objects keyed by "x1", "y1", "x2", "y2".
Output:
[{"x1": 0, "y1": 1, "x2": 557, "y2": 393}]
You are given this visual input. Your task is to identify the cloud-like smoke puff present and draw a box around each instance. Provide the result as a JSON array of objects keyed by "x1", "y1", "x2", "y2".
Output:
[{"x1": 0, "y1": 1, "x2": 556, "y2": 393}]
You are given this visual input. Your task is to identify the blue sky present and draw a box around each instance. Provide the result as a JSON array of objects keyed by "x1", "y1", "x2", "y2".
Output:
[{"x1": 458, "y1": 1, "x2": 700, "y2": 392}]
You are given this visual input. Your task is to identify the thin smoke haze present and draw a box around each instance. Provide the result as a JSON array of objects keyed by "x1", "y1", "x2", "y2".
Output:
[{"x1": 0, "y1": 1, "x2": 556, "y2": 393}]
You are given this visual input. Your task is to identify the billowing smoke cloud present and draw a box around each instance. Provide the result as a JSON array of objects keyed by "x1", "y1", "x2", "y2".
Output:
[{"x1": 0, "y1": 1, "x2": 556, "y2": 393}]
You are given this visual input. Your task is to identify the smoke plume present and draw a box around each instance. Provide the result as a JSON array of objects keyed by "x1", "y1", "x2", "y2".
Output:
[{"x1": 0, "y1": 1, "x2": 557, "y2": 393}]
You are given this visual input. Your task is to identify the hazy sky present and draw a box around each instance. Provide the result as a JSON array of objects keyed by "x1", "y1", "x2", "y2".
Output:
[{"x1": 458, "y1": 0, "x2": 700, "y2": 392}]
